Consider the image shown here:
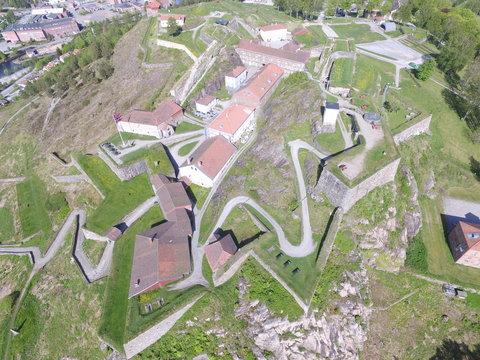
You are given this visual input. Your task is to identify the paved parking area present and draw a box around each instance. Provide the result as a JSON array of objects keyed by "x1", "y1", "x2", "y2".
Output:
[
  {"x1": 443, "y1": 197, "x2": 480, "y2": 232},
  {"x1": 356, "y1": 39, "x2": 423, "y2": 64}
]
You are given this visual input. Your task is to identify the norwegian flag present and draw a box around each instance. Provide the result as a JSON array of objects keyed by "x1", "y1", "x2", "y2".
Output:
[{"x1": 113, "y1": 113, "x2": 122, "y2": 123}]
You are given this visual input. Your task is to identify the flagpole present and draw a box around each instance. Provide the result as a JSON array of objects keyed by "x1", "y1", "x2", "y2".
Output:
[{"x1": 114, "y1": 114, "x2": 126, "y2": 148}]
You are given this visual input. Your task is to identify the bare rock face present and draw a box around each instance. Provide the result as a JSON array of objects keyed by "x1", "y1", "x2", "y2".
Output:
[{"x1": 424, "y1": 170, "x2": 436, "y2": 199}]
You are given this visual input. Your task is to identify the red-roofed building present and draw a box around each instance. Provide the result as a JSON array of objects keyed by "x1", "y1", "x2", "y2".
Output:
[
  {"x1": 206, "y1": 103, "x2": 255, "y2": 143},
  {"x1": 195, "y1": 94, "x2": 217, "y2": 114},
  {"x1": 225, "y1": 65, "x2": 247, "y2": 91},
  {"x1": 233, "y1": 63, "x2": 284, "y2": 108},
  {"x1": 159, "y1": 14, "x2": 186, "y2": 27},
  {"x1": 146, "y1": 0, "x2": 161, "y2": 16},
  {"x1": 259, "y1": 23, "x2": 289, "y2": 42},
  {"x1": 448, "y1": 221, "x2": 480, "y2": 268},
  {"x1": 236, "y1": 39, "x2": 311, "y2": 74},
  {"x1": 116, "y1": 99, "x2": 184, "y2": 139},
  {"x1": 179, "y1": 136, "x2": 237, "y2": 188},
  {"x1": 205, "y1": 233, "x2": 238, "y2": 271}
]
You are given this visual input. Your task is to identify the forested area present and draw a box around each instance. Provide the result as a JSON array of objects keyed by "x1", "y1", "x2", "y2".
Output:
[{"x1": 21, "y1": 13, "x2": 141, "y2": 97}]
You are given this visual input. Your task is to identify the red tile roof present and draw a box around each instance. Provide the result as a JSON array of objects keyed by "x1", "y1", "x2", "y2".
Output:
[
  {"x1": 120, "y1": 99, "x2": 182, "y2": 127},
  {"x1": 260, "y1": 24, "x2": 287, "y2": 32},
  {"x1": 104, "y1": 227, "x2": 122, "y2": 241},
  {"x1": 205, "y1": 233, "x2": 237, "y2": 271},
  {"x1": 146, "y1": 0, "x2": 160, "y2": 10},
  {"x1": 196, "y1": 94, "x2": 216, "y2": 106},
  {"x1": 159, "y1": 14, "x2": 185, "y2": 21},
  {"x1": 226, "y1": 65, "x2": 246, "y2": 78},
  {"x1": 233, "y1": 63, "x2": 283, "y2": 107},
  {"x1": 207, "y1": 103, "x2": 254, "y2": 136},
  {"x1": 237, "y1": 39, "x2": 310, "y2": 64},
  {"x1": 457, "y1": 221, "x2": 480, "y2": 249},
  {"x1": 151, "y1": 174, "x2": 192, "y2": 219},
  {"x1": 182, "y1": 136, "x2": 237, "y2": 180}
]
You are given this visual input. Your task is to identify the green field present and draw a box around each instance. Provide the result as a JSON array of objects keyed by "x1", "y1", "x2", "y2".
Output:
[
  {"x1": 294, "y1": 26, "x2": 328, "y2": 47},
  {"x1": 175, "y1": 122, "x2": 202, "y2": 134},
  {"x1": 334, "y1": 39, "x2": 349, "y2": 52},
  {"x1": 352, "y1": 54, "x2": 395, "y2": 94},
  {"x1": 98, "y1": 206, "x2": 164, "y2": 350},
  {"x1": 330, "y1": 57, "x2": 354, "y2": 87},
  {"x1": 0, "y1": 208, "x2": 14, "y2": 241},
  {"x1": 330, "y1": 24, "x2": 385, "y2": 43},
  {"x1": 120, "y1": 143, "x2": 174, "y2": 176},
  {"x1": 159, "y1": 30, "x2": 207, "y2": 57},
  {"x1": 78, "y1": 155, "x2": 154, "y2": 234},
  {"x1": 316, "y1": 125, "x2": 346, "y2": 154},
  {"x1": 178, "y1": 141, "x2": 198, "y2": 156},
  {"x1": 16, "y1": 175, "x2": 52, "y2": 250}
]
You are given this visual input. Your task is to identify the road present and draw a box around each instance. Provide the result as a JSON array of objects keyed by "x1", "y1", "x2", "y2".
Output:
[
  {"x1": 0, "y1": 96, "x2": 39, "y2": 137},
  {"x1": 169, "y1": 135, "x2": 204, "y2": 166}
]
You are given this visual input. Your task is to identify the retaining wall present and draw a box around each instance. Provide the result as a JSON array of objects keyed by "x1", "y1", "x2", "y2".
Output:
[
  {"x1": 156, "y1": 39, "x2": 197, "y2": 62},
  {"x1": 98, "y1": 151, "x2": 148, "y2": 181},
  {"x1": 313, "y1": 158, "x2": 401, "y2": 211},
  {"x1": 393, "y1": 114, "x2": 432, "y2": 145}
]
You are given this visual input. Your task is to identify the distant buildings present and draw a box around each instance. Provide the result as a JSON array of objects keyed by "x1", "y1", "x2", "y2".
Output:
[
  {"x1": 129, "y1": 174, "x2": 192, "y2": 298},
  {"x1": 195, "y1": 94, "x2": 217, "y2": 114},
  {"x1": 448, "y1": 221, "x2": 480, "y2": 268},
  {"x1": 225, "y1": 65, "x2": 247, "y2": 92},
  {"x1": 323, "y1": 102, "x2": 340, "y2": 128},
  {"x1": 159, "y1": 14, "x2": 186, "y2": 28},
  {"x1": 236, "y1": 39, "x2": 310, "y2": 74},
  {"x1": 179, "y1": 135, "x2": 237, "y2": 188},
  {"x1": 243, "y1": 0, "x2": 274, "y2": 5},
  {"x1": 233, "y1": 63, "x2": 284, "y2": 108},
  {"x1": 259, "y1": 24, "x2": 289, "y2": 42},
  {"x1": 207, "y1": 103, "x2": 255, "y2": 143},
  {"x1": 205, "y1": 233, "x2": 238, "y2": 271},
  {"x1": 31, "y1": 7, "x2": 67, "y2": 17},
  {"x1": 116, "y1": 99, "x2": 184, "y2": 139},
  {"x1": 146, "y1": 0, "x2": 161, "y2": 16},
  {"x1": 2, "y1": 18, "x2": 80, "y2": 43}
]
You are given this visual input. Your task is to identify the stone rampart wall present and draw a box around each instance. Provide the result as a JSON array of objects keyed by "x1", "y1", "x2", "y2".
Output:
[
  {"x1": 393, "y1": 115, "x2": 432, "y2": 145},
  {"x1": 98, "y1": 151, "x2": 148, "y2": 181}
]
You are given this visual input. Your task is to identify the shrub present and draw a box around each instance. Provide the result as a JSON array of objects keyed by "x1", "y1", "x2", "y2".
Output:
[{"x1": 405, "y1": 234, "x2": 428, "y2": 271}]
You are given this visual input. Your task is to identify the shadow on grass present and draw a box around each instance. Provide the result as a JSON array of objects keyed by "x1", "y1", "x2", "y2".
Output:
[{"x1": 429, "y1": 339, "x2": 480, "y2": 360}]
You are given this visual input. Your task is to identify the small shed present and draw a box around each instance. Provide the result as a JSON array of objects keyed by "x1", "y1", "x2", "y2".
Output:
[
  {"x1": 215, "y1": 19, "x2": 229, "y2": 26},
  {"x1": 381, "y1": 22, "x2": 396, "y2": 32},
  {"x1": 363, "y1": 112, "x2": 381, "y2": 124}
]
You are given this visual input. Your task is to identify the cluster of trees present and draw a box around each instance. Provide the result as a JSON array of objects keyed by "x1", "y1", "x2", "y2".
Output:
[
  {"x1": 167, "y1": 17, "x2": 182, "y2": 36},
  {"x1": 0, "y1": 9, "x2": 16, "y2": 30},
  {"x1": 0, "y1": 0, "x2": 29, "y2": 8},
  {"x1": 415, "y1": 58, "x2": 435, "y2": 81},
  {"x1": 22, "y1": 13, "x2": 140, "y2": 97}
]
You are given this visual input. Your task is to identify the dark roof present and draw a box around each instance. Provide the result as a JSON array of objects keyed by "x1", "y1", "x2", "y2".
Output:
[
  {"x1": 326, "y1": 101, "x2": 340, "y2": 110},
  {"x1": 129, "y1": 222, "x2": 191, "y2": 297},
  {"x1": 3, "y1": 17, "x2": 77, "y2": 32}
]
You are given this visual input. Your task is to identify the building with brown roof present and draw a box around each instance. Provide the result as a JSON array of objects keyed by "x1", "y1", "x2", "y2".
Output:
[
  {"x1": 206, "y1": 103, "x2": 255, "y2": 143},
  {"x1": 129, "y1": 175, "x2": 193, "y2": 298},
  {"x1": 448, "y1": 221, "x2": 480, "y2": 268},
  {"x1": 116, "y1": 99, "x2": 184, "y2": 139},
  {"x1": 225, "y1": 65, "x2": 247, "y2": 91},
  {"x1": 232, "y1": 63, "x2": 284, "y2": 108},
  {"x1": 146, "y1": 0, "x2": 161, "y2": 16},
  {"x1": 195, "y1": 94, "x2": 217, "y2": 114},
  {"x1": 205, "y1": 233, "x2": 238, "y2": 271},
  {"x1": 179, "y1": 136, "x2": 237, "y2": 188},
  {"x1": 236, "y1": 39, "x2": 311, "y2": 74}
]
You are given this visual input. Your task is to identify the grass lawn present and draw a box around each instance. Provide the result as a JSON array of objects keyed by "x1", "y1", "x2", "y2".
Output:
[
  {"x1": 419, "y1": 197, "x2": 480, "y2": 288},
  {"x1": 98, "y1": 206, "x2": 164, "y2": 350},
  {"x1": 175, "y1": 122, "x2": 203, "y2": 134},
  {"x1": 186, "y1": 184, "x2": 209, "y2": 210},
  {"x1": 159, "y1": 31, "x2": 207, "y2": 57},
  {"x1": 295, "y1": 25, "x2": 328, "y2": 48},
  {"x1": 330, "y1": 24, "x2": 385, "y2": 43},
  {"x1": 121, "y1": 143, "x2": 174, "y2": 176},
  {"x1": 178, "y1": 141, "x2": 198, "y2": 156},
  {"x1": 352, "y1": 54, "x2": 395, "y2": 94},
  {"x1": 106, "y1": 132, "x2": 157, "y2": 147},
  {"x1": 78, "y1": 155, "x2": 154, "y2": 234},
  {"x1": 0, "y1": 207, "x2": 14, "y2": 241},
  {"x1": 16, "y1": 175, "x2": 52, "y2": 251},
  {"x1": 334, "y1": 39, "x2": 349, "y2": 52},
  {"x1": 466, "y1": 293, "x2": 480, "y2": 310},
  {"x1": 316, "y1": 125, "x2": 346, "y2": 154},
  {"x1": 83, "y1": 239, "x2": 108, "y2": 265},
  {"x1": 330, "y1": 57, "x2": 354, "y2": 87}
]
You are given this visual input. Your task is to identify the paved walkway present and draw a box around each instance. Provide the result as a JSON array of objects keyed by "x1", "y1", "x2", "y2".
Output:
[
  {"x1": 0, "y1": 177, "x2": 26, "y2": 183},
  {"x1": 124, "y1": 295, "x2": 204, "y2": 359},
  {"x1": 0, "y1": 96, "x2": 39, "y2": 137},
  {"x1": 169, "y1": 135, "x2": 204, "y2": 166}
]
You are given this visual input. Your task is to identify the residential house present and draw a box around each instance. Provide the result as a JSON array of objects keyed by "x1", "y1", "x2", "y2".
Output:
[
  {"x1": 195, "y1": 94, "x2": 217, "y2": 114},
  {"x1": 116, "y1": 99, "x2": 184, "y2": 139},
  {"x1": 232, "y1": 63, "x2": 284, "y2": 108},
  {"x1": 159, "y1": 14, "x2": 186, "y2": 28},
  {"x1": 146, "y1": 0, "x2": 160, "y2": 16},
  {"x1": 206, "y1": 103, "x2": 255, "y2": 143},
  {"x1": 205, "y1": 233, "x2": 238, "y2": 271},
  {"x1": 179, "y1": 135, "x2": 237, "y2": 188},
  {"x1": 236, "y1": 39, "x2": 311, "y2": 74},
  {"x1": 259, "y1": 24, "x2": 289, "y2": 42},
  {"x1": 448, "y1": 221, "x2": 480, "y2": 269},
  {"x1": 225, "y1": 65, "x2": 247, "y2": 91}
]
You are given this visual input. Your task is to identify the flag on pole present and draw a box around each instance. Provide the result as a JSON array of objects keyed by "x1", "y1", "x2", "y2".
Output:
[{"x1": 113, "y1": 113, "x2": 122, "y2": 123}]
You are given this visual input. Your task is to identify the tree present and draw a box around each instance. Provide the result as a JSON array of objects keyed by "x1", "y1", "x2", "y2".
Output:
[
  {"x1": 0, "y1": 51, "x2": 7, "y2": 62},
  {"x1": 56, "y1": 47, "x2": 62, "y2": 59},
  {"x1": 95, "y1": 59, "x2": 114, "y2": 80},
  {"x1": 416, "y1": 58, "x2": 435, "y2": 81},
  {"x1": 167, "y1": 17, "x2": 181, "y2": 36}
]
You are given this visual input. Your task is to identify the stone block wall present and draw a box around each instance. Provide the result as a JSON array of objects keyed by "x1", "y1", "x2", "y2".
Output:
[
  {"x1": 98, "y1": 150, "x2": 148, "y2": 181},
  {"x1": 393, "y1": 114, "x2": 432, "y2": 145}
]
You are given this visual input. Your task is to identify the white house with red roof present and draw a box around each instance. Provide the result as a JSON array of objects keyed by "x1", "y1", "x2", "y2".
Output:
[
  {"x1": 225, "y1": 65, "x2": 247, "y2": 91},
  {"x1": 195, "y1": 94, "x2": 217, "y2": 114},
  {"x1": 159, "y1": 14, "x2": 186, "y2": 27},
  {"x1": 116, "y1": 99, "x2": 184, "y2": 139},
  {"x1": 179, "y1": 136, "x2": 237, "y2": 188},
  {"x1": 259, "y1": 24, "x2": 289, "y2": 42},
  {"x1": 206, "y1": 103, "x2": 255, "y2": 143}
]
